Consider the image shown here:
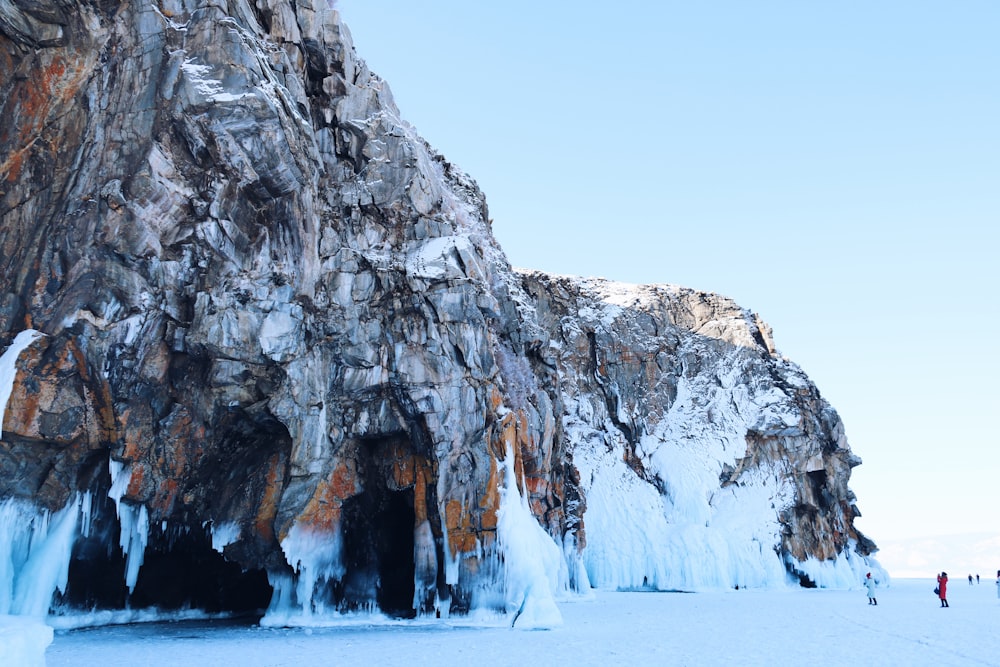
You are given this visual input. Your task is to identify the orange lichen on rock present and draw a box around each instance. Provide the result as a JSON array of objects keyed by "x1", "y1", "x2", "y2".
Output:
[
  {"x1": 2, "y1": 336, "x2": 119, "y2": 450},
  {"x1": 254, "y1": 453, "x2": 285, "y2": 543},
  {"x1": 386, "y1": 441, "x2": 416, "y2": 489},
  {"x1": 2, "y1": 342, "x2": 49, "y2": 439},
  {"x1": 478, "y1": 455, "x2": 501, "y2": 531},
  {"x1": 66, "y1": 339, "x2": 118, "y2": 445},
  {"x1": 153, "y1": 478, "x2": 179, "y2": 514},
  {"x1": 412, "y1": 457, "x2": 433, "y2": 524},
  {"x1": 296, "y1": 459, "x2": 361, "y2": 535},
  {"x1": 488, "y1": 386, "x2": 505, "y2": 412},
  {"x1": 329, "y1": 458, "x2": 361, "y2": 501},
  {"x1": 445, "y1": 498, "x2": 477, "y2": 556},
  {"x1": 489, "y1": 410, "x2": 516, "y2": 461},
  {"x1": 2, "y1": 57, "x2": 67, "y2": 182},
  {"x1": 124, "y1": 461, "x2": 146, "y2": 499},
  {"x1": 119, "y1": 413, "x2": 146, "y2": 462},
  {"x1": 524, "y1": 475, "x2": 550, "y2": 501}
]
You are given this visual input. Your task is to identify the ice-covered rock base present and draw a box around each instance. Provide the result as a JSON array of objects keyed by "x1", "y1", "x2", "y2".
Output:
[{"x1": 0, "y1": 615, "x2": 53, "y2": 667}]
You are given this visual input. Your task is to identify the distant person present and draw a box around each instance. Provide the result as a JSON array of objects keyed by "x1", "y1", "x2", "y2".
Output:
[
  {"x1": 865, "y1": 572, "x2": 877, "y2": 605},
  {"x1": 996, "y1": 571, "x2": 999, "y2": 599},
  {"x1": 976, "y1": 574, "x2": 980, "y2": 584},
  {"x1": 969, "y1": 574, "x2": 974, "y2": 585},
  {"x1": 938, "y1": 572, "x2": 949, "y2": 608}
]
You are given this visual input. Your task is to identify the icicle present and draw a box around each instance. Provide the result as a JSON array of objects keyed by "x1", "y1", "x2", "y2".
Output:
[
  {"x1": 79, "y1": 493, "x2": 93, "y2": 539},
  {"x1": 107, "y1": 460, "x2": 149, "y2": 593},
  {"x1": 107, "y1": 460, "x2": 129, "y2": 505},
  {"x1": 118, "y1": 504, "x2": 148, "y2": 592},
  {"x1": 0, "y1": 329, "x2": 45, "y2": 440}
]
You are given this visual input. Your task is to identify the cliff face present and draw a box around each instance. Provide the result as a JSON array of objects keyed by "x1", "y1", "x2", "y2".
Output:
[
  {"x1": 518, "y1": 273, "x2": 875, "y2": 589},
  {"x1": 0, "y1": 0, "x2": 876, "y2": 625}
]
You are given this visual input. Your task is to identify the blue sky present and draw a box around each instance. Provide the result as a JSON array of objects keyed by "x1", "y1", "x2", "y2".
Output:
[{"x1": 337, "y1": 1, "x2": 999, "y2": 576}]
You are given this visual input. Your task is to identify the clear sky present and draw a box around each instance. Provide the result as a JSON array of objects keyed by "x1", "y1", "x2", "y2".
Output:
[{"x1": 336, "y1": 1, "x2": 999, "y2": 577}]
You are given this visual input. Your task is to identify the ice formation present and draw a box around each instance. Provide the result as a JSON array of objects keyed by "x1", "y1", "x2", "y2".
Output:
[
  {"x1": 563, "y1": 333, "x2": 883, "y2": 592},
  {"x1": 261, "y1": 523, "x2": 348, "y2": 626},
  {"x1": 259, "y1": 440, "x2": 573, "y2": 629},
  {"x1": 0, "y1": 330, "x2": 153, "y2": 621},
  {"x1": 210, "y1": 522, "x2": 242, "y2": 554},
  {"x1": 0, "y1": 496, "x2": 89, "y2": 618},
  {"x1": 0, "y1": 333, "x2": 92, "y2": 622},
  {"x1": 107, "y1": 460, "x2": 149, "y2": 592},
  {"x1": 0, "y1": 301, "x2": 882, "y2": 630},
  {"x1": 0, "y1": 614, "x2": 53, "y2": 667},
  {"x1": 572, "y1": 429, "x2": 792, "y2": 590},
  {"x1": 789, "y1": 541, "x2": 889, "y2": 588},
  {"x1": 495, "y1": 443, "x2": 566, "y2": 628}
]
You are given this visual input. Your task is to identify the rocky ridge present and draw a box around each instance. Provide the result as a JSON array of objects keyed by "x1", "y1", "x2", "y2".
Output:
[{"x1": 0, "y1": 0, "x2": 877, "y2": 625}]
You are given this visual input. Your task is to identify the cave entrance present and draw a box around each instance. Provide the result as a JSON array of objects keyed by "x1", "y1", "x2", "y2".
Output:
[
  {"x1": 340, "y1": 437, "x2": 419, "y2": 619},
  {"x1": 59, "y1": 411, "x2": 290, "y2": 619},
  {"x1": 375, "y1": 489, "x2": 416, "y2": 616},
  {"x1": 341, "y1": 485, "x2": 416, "y2": 618},
  {"x1": 62, "y1": 495, "x2": 272, "y2": 616}
]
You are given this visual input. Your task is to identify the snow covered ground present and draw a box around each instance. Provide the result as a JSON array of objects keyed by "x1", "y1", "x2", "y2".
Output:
[{"x1": 45, "y1": 579, "x2": 1000, "y2": 667}]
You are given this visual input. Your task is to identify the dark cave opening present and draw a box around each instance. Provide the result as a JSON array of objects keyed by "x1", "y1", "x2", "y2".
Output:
[
  {"x1": 128, "y1": 527, "x2": 272, "y2": 614},
  {"x1": 61, "y1": 495, "x2": 129, "y2": 611},
  {"x1": 60, "y1": 497, "x2": 271, "y2": 617},
  {"x1": 794, "y1": 571, "x2": 818, "y2": 589},
  {"x1": 341, "y1": 480, "x2": 417, "y2": 618},
  {"x1": 376, "y1": 490, "x2": 417, "y2": 616}
]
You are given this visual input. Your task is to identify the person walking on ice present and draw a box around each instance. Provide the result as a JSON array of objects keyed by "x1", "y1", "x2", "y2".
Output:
[
  {"x1": 865, "y1": 572, "x2": 877, "y2": 605},
  {"x1": 995, "y1": 570, "x2": 999, "y2": 599},
  {"x1": 938, "y1": 572, "x2": 949, "y2": 607}
]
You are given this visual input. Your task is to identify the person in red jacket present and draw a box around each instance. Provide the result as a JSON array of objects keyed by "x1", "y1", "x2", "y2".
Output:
[{"x1": 938, "y1": 572, "x2": 949, "y2": 607}]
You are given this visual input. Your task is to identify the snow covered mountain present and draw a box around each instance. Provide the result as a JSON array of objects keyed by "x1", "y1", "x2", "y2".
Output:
[{"x1": 0, "y1": 0, "x2": 880, "y2": 630}]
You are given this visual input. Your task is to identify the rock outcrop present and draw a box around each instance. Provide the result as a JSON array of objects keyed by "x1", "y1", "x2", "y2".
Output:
[
  {"x1": 518, "y1": 273, "x2": 875, "y2": 589},
  {"x1": 0, "y1": 0, "x2": 877, "y2": 625}
]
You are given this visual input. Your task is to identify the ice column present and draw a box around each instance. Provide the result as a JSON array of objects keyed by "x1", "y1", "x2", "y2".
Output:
[
  {"x1": 495, "y1": 442, "x2": 566, "y2": 629},
  {"x1": 0, "y1": 329, "x2": 45, "y2": 440},
  {"x1": 0, "y1": 495, "x2": 88, "y2": 617},
  {"x1": 261, "y1": 522, "x2": 345, "y2": 625}
]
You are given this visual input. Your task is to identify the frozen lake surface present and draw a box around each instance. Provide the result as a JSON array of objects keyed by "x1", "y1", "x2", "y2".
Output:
[{"x1": 47, "y1": 579, "x2": 1000, "y2": 666}]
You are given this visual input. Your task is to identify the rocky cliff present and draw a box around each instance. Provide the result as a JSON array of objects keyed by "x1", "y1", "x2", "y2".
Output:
[{"x1": 0, "y1": 0, "x2": 877, "y2": 626}]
